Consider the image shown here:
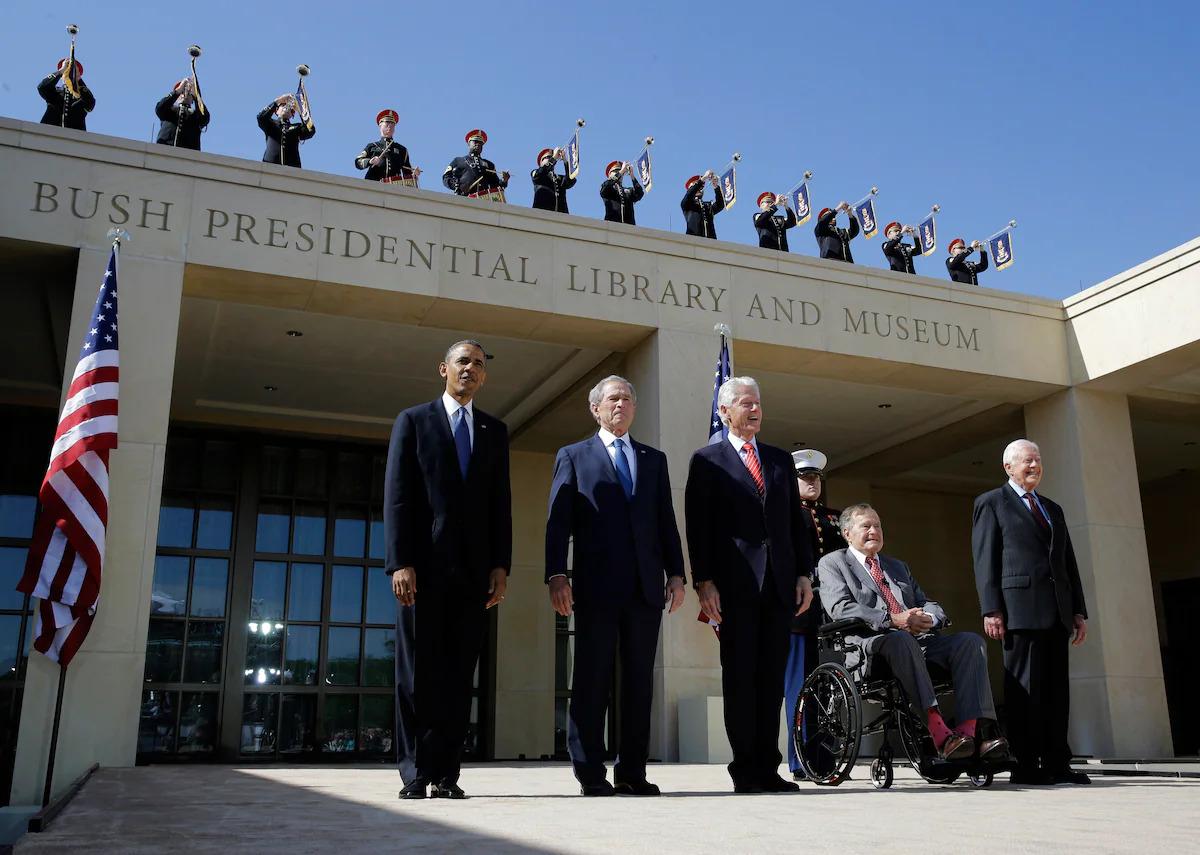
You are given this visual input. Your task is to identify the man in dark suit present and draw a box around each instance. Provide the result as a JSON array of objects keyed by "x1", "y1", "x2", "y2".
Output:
[
  {"x1": 545, "y1": 376, "x2": 686, "y2": 797},
  {"x1": 972, "y1": 439, "x2": 1089, "y2": 785},
  {"x1": 385, "y1": 340, "x2": 512, "y2": 800},
  {"x1": 684, "y1": 377, "x2": 814, "y2": 793},
  {"x1": 819, "y1": 504, "x2": 1010, "y2": 763},
  {"x1": 814, "y1": 202, "x2": 860, "y2": 263}
]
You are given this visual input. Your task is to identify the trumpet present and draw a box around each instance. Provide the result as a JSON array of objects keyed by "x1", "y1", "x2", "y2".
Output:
[
  {"x1": 186, "y1": 44, "x2": 206, "y2": 115},
  {"x1": 576, "y1": 118, "x2": 586, "y2": 129},
  {"x1": 295, "y1": 64, "x2": 314, "y2": 130},
  {"x1": 62, "y1": 24, "x2": 81, "y2": 96}
]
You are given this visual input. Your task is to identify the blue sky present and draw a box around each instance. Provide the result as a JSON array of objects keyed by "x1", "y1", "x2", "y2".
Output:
[{"x1": 3, "y1": 1, "x2": 1196, "y2": 299}]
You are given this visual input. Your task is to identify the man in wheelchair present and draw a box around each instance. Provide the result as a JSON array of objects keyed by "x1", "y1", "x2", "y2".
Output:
[{"x1": 817, "y1": 503, "x2": 1010, "y2": 764}]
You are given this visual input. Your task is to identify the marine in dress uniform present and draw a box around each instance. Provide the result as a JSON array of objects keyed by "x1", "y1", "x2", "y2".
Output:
[
  {"x1": 38, "y1": 58, "x2": 95, "y2": 131},
  {"x1": 881, "y1": 221, "x2": 923, "y2": 274},
  {"x1": 355, "y1": 109, "x2": 420, "y2": 184},
  {"x1": 443, "y1": 129, "x2": 509, "y2": 198},
  {"x1": 155, "y1": 78, "x2": 210, "y2": 151},
  {"x1": 600, "y1": 160, "x2": 644, "y2": 225},
  {"x1": 947, "y1": 238, "x2": 989, "y2": 286},
  {"x1": 257, "y1": 94, "x2": 316, "y2": 168},
  {"x1": 814, "y1": 203, "x2": 860, "y2": 263},
  {"x1": 530, "y1": 147, "x2": 576, "y2": 213},
  {"x1": 753, "y1": 192, "x2": 797, "y2": 252},
  {"x1": 783, "y1": 449, "x2": 847, "y2": 778},
  {"x1": 680, "y1": 173, "x2": 725, "y2": 239}
]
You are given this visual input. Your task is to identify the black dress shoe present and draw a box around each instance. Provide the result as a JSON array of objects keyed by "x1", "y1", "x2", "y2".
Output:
[
  {"x1": 614, "y1": 780, "x2": 661, "y2": 796},
  {"x1": 431, "y1": 782, "x2": 468, "y2": 799},
  {"x1": 759, "y1": 775, "x2": 800, "y2": 793},
  {"x1": 732, "y1": 781, "x2": 764, "y2": 794},
  {"x1": 791, "y1": 769, "x2": 808, "y2": 781},
  {"x1": 580, "y1": 781, "x2": 616, "y2": 797},
  {"x1": 399, "y1": 780, "x2": 429, "y2": 800},
  {"x1": 1009, "y1": 769, "x2": 1050, "y2": 786},
  {"x1": 1048, "y1": 769, "x2": 1091, "y2": 785}
]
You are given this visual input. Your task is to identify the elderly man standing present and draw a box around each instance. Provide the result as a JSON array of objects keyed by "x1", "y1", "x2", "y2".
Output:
[
  {"x1": 685, "y1": 377, "x2": 814, "y2": 793},
  {"x1": 545, "y1": 376, "x2": 686, "y2": 796},
  {"x1": 972, "y1": 439, "x2": 1089, "y2": 785},
  {"x1": 820, "y1": 504, "x2": 1009, "y2": 763}
]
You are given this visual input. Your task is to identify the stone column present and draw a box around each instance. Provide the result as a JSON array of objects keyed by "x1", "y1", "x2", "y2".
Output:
[
  {"x1": 625, "y1": 328, "x2": 725, "y2": 761},
  {"x1": 11, "y1": 248, "x2": 184, "y2": 804},
  {"x1": 1024, "y1": 388, "x2": 1173, "y2": 757}
]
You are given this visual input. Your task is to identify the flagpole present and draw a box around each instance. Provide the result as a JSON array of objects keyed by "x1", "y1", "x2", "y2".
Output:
[{"x1": 715, "y1": 322, "x2": 734, "y2": 371}]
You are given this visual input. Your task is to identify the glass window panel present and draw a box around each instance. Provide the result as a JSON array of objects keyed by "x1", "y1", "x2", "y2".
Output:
[
  {"x1": 255, "y1": 501, "x2": 290, "y2": 553},
  {"x1": 326, "y1": 626, "x2": 361, "y2": 686},
  {"x1": 0, "y1": 494, "x2": 36, "y2": 539},
  {"x1": 144, "y1": 619, "x2": 185, "y2": 683},
  {"x1": 284, "y1": 625, "x2": 320, "y2": 686},
  {"x1": 157, "y1": 496, "x2": 194, "y2": 548},
  {"x1": 361, "y1": 694, "x2": 394, "y2": 754},
  {"x1": 164, "y1": 438, "x2": 200, "y2": 491},
  {"x1": 191, "y1": 558, "x2": 228, "y2": 618},
  {"x1": 330, "y1": 565, "x2": 363, "y2": 624},
  {"x1": 294, "y1": 449, "x2": 328, "y2": 498},
  {"x1": 260, "y1": 446, "x2": 292, "y2": 496},
  {"x1": 178, "y1": 692, "x2": 219, "y2": 753},
  {"x1": 0, "y1": 615, "x2": 20, "y2": 682},
  {"x1": 292, "y1": 504, "x2": 326, "y2": 555},
  {"x1": 368, "y1": 513, "x2": 384, "y2": 560},
  {"x1": 280, "y1": 694, "x2": 316, "y2": 754},
  {"x1": 200, "y1": 440, "x2": 238, "y2": 491},
  {"x1": 150, "y1": 555, "x2": 189, "y2": 616},
  {"x1": 333, "y1": 506, "x2": 366, "y2": 558},
  {"x1": 240, "y1": 693, "x2": 278, "y2": 754},
  {"x1": 363, "y1": 628, "x2": 395, "y2": 687},
  {"x1": 249, "y1": 561, "x2": 286, "y2": 621},
  {"x1": 554, "y1": 696, "x2": 569, "y2": 757},
  {"x1": 365, "y1": 568, "x2": 394, "y2": 625},
  {"x1": 335, "y1": 452, "x2": 369, "y2": 501},
  {"x1": 555, "y1": 630, "x2": 573, "y2": 694},
  {"x1": 322, "y1": 694, "x2": 357, "y2": 753},
  {"x1": 371, "y1": 455, "x2": 385, "y2": 501},
  {"x1": 287, "y1": 563, "x2": 323, "y2": 622},
  {"x1": 138, "y1": 689, "x2": 177, "y2": 754},
  {"x1": 183, "y1": 621, "x2": 224, "y2": 684},
  {"x1": 196, "y1": 497, "x2": 234, "y2": 550},
  {"x1": 244, "y1": 619, "x2": 284, "y2": 686},
  {"x1": 0, "y1": 547, "x2": 29, "y2": 611}
]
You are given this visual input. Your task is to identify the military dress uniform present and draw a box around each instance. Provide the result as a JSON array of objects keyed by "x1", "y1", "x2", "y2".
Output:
[
  {"x1": 882, "y1": 222, "x2": 923, "y2": 274},
  {"x1": 947, "y1": 240, "x2": 989, "y2": 285},
  {"x1": 38, "y1": 62, "x2": 95, "y2": 131},
  {"x1": 814, "y1": 207, "x2": 860, "y2": 263},
  {"x1": 680, "y1": 177, "x2": 725, "y2": 239},
  {"x1": 531, "y1": 149, "x2": 576, "y2": 213},
  {"x1": 600, "y1": 162, "x2": 644, "y2": 225},
  {"x1": 754, "y1": 195, "x2": 797, "y2": 251},
  {"x1": 443, "y1": 129, "x2": 507, "y2": 197},
  {"x1": 356, "y1": 138, "x2": 414, "y2": 181},
  {"x1": 155, "y1": 89, "x2": 210, "y2": 150},
  {"x1": 257, "y1": 102, "x2": 316, "y2": 168}
]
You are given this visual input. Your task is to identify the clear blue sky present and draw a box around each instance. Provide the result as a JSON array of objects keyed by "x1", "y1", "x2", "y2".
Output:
[{"x1": 3, "y1": 1, "x2": 1196, "y2": 299}]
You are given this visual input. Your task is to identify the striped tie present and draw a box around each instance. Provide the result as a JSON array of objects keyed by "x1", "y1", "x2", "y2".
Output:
[
  {"x1": 866, "y1": 556, "x2": 903, "y2": 615},
  {"x1": 742, "y1": 443, "x2": 765, "y2": 498}
]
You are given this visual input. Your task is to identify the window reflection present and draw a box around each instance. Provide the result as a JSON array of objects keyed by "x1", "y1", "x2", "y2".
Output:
[
  {"x1": 326, "y1": 626, "x2": 360, "y2": 686},
  {"x1": 178, "y1": 692, "x2": 218, "y2": 753},
  {"x1": 292, "y1": 504, "x2": 326, "y2": 555},
  {"x1": 0, "y1": 547, "x2": 29, "y2": 611},
  {"x1": 0, "y1": 615, "x2": 21, "y2": 681},
  {"x1": 330, "y1": 565, "x2": 363, "y2": 624},
  {"x1": 196, "y1": 497, "x2": 233, "y2": 550},
  {"x1": 144, "y1": 619, "x2": 185, "y2": 682},
  {"x1": 322, "y1": 695, "x2": 357, "y2": 753},
  {"x1": 157, "y1": 497, "x2": 194, "y2": 548},
  {"x1": 368, "y1": 514, "x2": 385, "y2": 560},
  {"x1": 361, "y1": 695, "x2": 394, "y2": 753},
  {"x1": 362, "y1": 628, "x2": 395, "y2": 687},
  {"x1": 190, "y1": 558, "x2": 228, "y2": 618},
  {"x1": 333, "y1": 506, "x2": 366, "y2": 558},
  {"x1": 365, "y1": 568, "x2": 393, "y2": 625},
  {"x1": 240, "y1": 693, "x2": 278, "y2": 754},
  {"x1": 150, "y1": 555, "x2": 189, "y2": 616},
  {"x1": 284, "y1": 625, "x2": 320, "y2": 686},
  {"x1": 139, "y1": 689, "x2": 177, "y2": 753},
  {"x1": 255, "y1": 501, "x2": 290, "y2": 553},
  {"x1": 244, "y1": 620, "x2": 283, "y2": 686},
  {"x1": 184, "y1": 621, "x2": 224, "y2": 684},
  {"x1": 287, "y1": 563, "x2": 323, "y2": 622},
  {"x1": 249, "y1": 562, "x2": 286, "y2": 621},
  {"x1": 0, "y1": 494, "x2": 36, "y2": 539},
  {"x1": 280, "y1": 694, "x2": 316, "y2": 754}
]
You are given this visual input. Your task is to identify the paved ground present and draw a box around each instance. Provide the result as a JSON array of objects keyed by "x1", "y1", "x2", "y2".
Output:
[{"x1": 14, "y1": 762, "x2": 1198, "y2": 854}]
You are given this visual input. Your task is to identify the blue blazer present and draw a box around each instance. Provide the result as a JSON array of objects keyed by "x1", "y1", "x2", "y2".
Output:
[{"x1": 545, "y1": 434, "x2": 685, "y2": 608}]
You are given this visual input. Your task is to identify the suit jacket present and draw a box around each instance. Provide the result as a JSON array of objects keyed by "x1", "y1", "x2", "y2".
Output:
[
  {"x1": 947, "y1": 249, "x2": 988, "y2": 285},
  {"x1": 600, "y1": 178, "x2": 644, "y2": 225},
  {"x1": 38, "y1": 72, "x2": 95, "y2": 131},
  {"x1": 383, "y1": 399, "x2": 512, "y2": 595},
  {"x1": 684, "y1": 439, "x2": 813, "y2": 607},
  {"x1": 754, "y1": 206, "x2": 797, "y2": 251},
  {"x1": 882, "y1": 236, "x2": 922, "y2": 274},
  {"x1": 971, "y1": 485, "x2": 1087, "y2": 631},
  {"x1": 814, "y1": 209, "x2": 859, "y2": 263},
  {"x1": 817, "y1": 548, "x2": 948, "y2": 666},
  {"x1": 257, "y1": 103, "x2": 315, "y2": 167},
  {"x1": 545, "y1": 435, "x2": 685, "y2": 608},
  {"x1": 680, "y1": 187, "x2": 725, "y2": 239},
  {"x1": 155, "y1": 93, "x2": 210, "y2": 150},
  {"x1": 531, "y1": 162, "x2": 576, "y2": 213}
]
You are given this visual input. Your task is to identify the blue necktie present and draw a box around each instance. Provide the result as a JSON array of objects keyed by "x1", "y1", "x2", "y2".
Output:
[
  {"x1": 612, "y1": 438, "x2": 633, "y2": 498},
  {"x1": 454, "y1": 407, "x2": 471, "y2": 479}
]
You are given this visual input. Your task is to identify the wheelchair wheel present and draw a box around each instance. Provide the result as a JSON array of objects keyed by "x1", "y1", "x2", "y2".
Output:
[
  {"x1": 895, "y1": 703, "x2": 959, "y2": 785},
  {"x1": 794, "y1": 662, "x2": 861, "y2": 786},
  {"x1": 870, "y1": 757, "x2": 894, "y2": 789},
  {"x1": 968, "y1": 771, "x2": 994, "y2": 788}
]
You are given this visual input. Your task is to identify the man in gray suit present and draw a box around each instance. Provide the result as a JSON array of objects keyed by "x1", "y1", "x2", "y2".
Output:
[{"x1": 818, "y1": 503, "x2": 1009, "y2": 763}]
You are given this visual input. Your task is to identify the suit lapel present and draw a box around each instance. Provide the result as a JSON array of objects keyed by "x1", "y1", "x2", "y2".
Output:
[
  {"x1": 588, "y1": 434, "x2": 622, "y2": 490},
  {"x1": 717, "y1": 439, "x2": 762, "y2": 502},
  {"x1": 1002, "y1": 485, "x2": 1050, "y2": 544},
  {"x1": 844, "y1": 551, "x2": 883, "y2": 608},
  {"x1": 628, "y1": 438, "x2": 651, "y2": 501}
]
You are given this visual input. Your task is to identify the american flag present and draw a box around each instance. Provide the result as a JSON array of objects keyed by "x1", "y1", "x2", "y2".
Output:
[
  {"x1": 700, "y1": 325, "x2": 733, "y2": 633},
  {"x1": 17, "y1": 245, "x2": 120, "y2": 667}
]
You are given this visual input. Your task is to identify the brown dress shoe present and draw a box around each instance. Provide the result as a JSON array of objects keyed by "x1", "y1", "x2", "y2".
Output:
[
  {"x1": 938, "y1": 732, "x2": 975, "y2": 762},
  {"x1": 978, "y1": 737, "x2": 1012, "y2": 763}
]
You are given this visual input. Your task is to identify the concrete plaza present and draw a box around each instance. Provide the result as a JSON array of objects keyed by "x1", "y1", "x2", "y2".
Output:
[{"x1": 13, "y1": 762, "x2": 1197, "y2": 854}]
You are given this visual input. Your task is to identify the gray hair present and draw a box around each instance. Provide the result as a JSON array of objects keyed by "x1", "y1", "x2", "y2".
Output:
[
  {"x1": 1002, "y1": 439, "x2": 1040, "y2": 467},
  {"x1": 839, "y1": 503, "x2": 878, "y2": 534},
  {"x1": 588, "y1": 375, "x2": 637, "y2": 411},
  {"x1": 443, "y1": 339, "x2": 489, "y2": 363},
  {"x1": 716, "y1": 376, "x2": 760, "y2": 425}
]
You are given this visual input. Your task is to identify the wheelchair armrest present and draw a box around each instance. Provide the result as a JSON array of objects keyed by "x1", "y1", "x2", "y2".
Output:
[{"x1": 818, "y1": 617, "x2": 874, "y2": 637}]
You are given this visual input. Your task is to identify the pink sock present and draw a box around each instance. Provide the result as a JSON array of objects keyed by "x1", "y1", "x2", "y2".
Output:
[
  {"x1": 926, "y1": 708, "x2": 952, "y2": 748},
  {"x1": 957, "y1": 718, "x2": 977, "y2": 738}
]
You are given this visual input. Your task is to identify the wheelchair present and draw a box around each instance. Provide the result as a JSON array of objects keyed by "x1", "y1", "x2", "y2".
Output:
[{"x1": 792, "y1": 617, "x2": 1011, "y2": 789}]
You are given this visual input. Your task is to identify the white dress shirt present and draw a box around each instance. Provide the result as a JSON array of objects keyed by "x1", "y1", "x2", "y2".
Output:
[
  {"x1": 726, "y1": 429, "x2": 761, "y2": 480},
  {"x1": 442, "y1": 391, "x2": 474, "y2": 447},
  {"x1": 847, "y1": 544, "x2": 906, "y2": 608},
  {"x1": 1007, "y1": 479, "x2": 1052, "y2": 529},
  {"x1": 598, "y1": 428, "x2": 637, "y2": 492}
]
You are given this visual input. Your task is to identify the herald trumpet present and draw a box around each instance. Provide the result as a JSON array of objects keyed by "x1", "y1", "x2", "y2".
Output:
[
  {"x1": 644, "y1": 136, "x2": 654, "y2": 146},
  {"x1": 296, "y1": 63, "x2": 310, "y2": 77},
  {"x1": 576, "y1": 118, "x2": 586, "y2": 128},
  {"x1": 186, "y1": 44, "x2": 206, "y2": 115},
  {"x1": 67, "y1": 23, "x2": 79, "y2": 39},
  {"x1": 188, "y1": 44, "x2": 202, "y2": 59}
]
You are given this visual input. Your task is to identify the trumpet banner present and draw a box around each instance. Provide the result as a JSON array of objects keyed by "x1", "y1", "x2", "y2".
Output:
[
  {"x1": 988, "y1": 229, "x2": 1015, "y2": 271},
  {"x1": 854, "y1": 196, "x2": 879, "y2": 238},
  {"x1": 564, "y1": 130, "x2": 581, "y2": 180},
  {"x1": 918, "y1": 212, "x2": 937, "y2": 256},
  {"x1": 791, "y1": 182, "x2": 813, "y2": 225},
  {"x1": 719, "y1": 166, "x2": 737, "y2": 209},
  {"x1": 295, "y1": 79, "x2": 314, "y2": 131},
  {"x1": 635, "y1": 147, "x2": 653, "y2": 192}
]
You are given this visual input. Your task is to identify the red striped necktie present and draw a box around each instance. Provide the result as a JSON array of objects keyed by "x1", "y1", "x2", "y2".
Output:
[
  {"x1": 866, "y1": 556, "x2": 903, "y2": 614},
  {"x1": 742, "y1": 442, "x2": 765, "y2": 498},
  {"x1": 1023, "y1": 492, "x2": 1050, "y2": 531}
]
